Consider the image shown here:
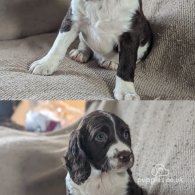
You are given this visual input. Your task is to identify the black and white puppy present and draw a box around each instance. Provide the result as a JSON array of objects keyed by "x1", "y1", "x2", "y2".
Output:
[
  {"x1": 65, "y1": 111, "x2": 144, "y2": 195},
  {"x1": 30, "y1": 0, "x2": 153, "y2": 100}
]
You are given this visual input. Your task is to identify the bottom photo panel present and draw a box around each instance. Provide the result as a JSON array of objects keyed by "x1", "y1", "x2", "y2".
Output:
[{"x1": 0, "y1": 100, "x2": 194, "y2": 195}]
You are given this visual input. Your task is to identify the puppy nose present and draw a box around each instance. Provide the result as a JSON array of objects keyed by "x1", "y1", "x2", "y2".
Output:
[{"x1": 117, "y1": 151, "x2": 132, "y2": 163}]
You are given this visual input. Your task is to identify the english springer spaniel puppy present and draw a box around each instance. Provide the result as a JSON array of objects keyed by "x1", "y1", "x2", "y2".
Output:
[
  {"x1": 65, "y1": 111, "x2": 144, "y2": 195},
  {"x1": 30, "y1": 0, "x2": 153, "y2": 100}
]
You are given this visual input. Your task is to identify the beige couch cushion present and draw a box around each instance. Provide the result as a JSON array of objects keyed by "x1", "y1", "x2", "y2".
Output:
[{"x1": 0, "y1": 0, "x2": 69, "y2": 40}]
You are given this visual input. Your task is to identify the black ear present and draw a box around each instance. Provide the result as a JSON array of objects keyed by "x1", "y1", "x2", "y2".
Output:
[{"x1": 65, "y1": 130, "x2": 91, "y2": 185}]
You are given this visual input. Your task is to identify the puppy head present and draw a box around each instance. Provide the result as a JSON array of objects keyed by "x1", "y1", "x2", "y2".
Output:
[{"x1": 65, "y1": 111, "x2": 134, "y2": 184}]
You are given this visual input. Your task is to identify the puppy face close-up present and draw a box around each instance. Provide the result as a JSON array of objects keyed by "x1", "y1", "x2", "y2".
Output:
[{"x1": 65, "y1": 111, "x2": 134, "y2": 185}]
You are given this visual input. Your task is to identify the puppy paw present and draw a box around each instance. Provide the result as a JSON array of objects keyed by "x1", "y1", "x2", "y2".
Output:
[
  {"x1": 99, "y1": 60, "x2": 118, "y2": 70},
  {"x1": 69, "y1": 49, "x2": 91, "y2": 63},
  {"x1": 29, "y1": 58, "x2": 58, "y2": 75},
  {"x1": 114, "y1": 76, "x2": 140, "y2": 100}
]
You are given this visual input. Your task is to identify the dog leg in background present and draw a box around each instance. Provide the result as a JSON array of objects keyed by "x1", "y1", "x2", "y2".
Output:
[
  {"x1": 30, "y1": 8, "x2": 78, "y2": 75},
  {"x1": 69, "y1": 33, "x2": 93, "y2": 63},
  {"x1": 114, "y1": 32, "x2": 140, "y2": 100}
]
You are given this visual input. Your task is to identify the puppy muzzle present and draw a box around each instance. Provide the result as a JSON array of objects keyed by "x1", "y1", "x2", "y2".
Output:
[
  {"x1": 117, "y1": 150, "x2": 134, "y2": 167},
  {"x1": 109, "y1": 150, "x2": 134, "y2": 171}
]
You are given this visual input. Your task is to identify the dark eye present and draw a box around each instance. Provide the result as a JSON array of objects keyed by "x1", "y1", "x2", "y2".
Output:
[
  {"x1": 123, "y1": 129, "x2": 130, "y2": 140},
  {"x1": 95, "y1": 132, "x2": 108, "y2": 142}
]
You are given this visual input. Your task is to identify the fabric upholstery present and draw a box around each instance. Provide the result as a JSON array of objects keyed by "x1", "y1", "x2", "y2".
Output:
[{"x1": 0, "y1": 0, "x2": 68, "y2": 40}]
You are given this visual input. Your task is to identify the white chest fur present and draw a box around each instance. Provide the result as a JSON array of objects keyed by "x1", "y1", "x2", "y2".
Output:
[
  {"x1": 71, "y1": 0, "x2": 139, "y2": 55},
  {"x1": 66, "y1": 169, "x2": 129, "y2": 195}
]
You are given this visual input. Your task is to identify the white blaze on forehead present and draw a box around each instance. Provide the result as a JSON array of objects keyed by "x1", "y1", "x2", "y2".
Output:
[
  {"x1": 98, "y1": 111, "x2": 131, "y2": 158},
  {"x1": 102, "y1": 111, "x2": 131, "y2": 154}
]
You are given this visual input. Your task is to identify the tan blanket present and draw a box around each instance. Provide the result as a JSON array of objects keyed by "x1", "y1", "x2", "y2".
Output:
[
  {"x1": 0, "y1": 101, "x2": 195, "y2": 195},
  {"x1": 0, "y1": 0, "x2": 194, "y2": 100}
]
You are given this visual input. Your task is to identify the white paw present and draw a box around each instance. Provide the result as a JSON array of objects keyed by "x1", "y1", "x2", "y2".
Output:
[
  {"x1": 99, "y1": 60, "x2": 118, "y2": 70},
  {"x1": 29, "y1": 57, "x2": 58, "y2": 75},
  {"x1": 69, "y1": 49, "x2": 91, "y2": 63},
  {"x1": 114, "y1": 76, "x2": 140, "y2": 100}
]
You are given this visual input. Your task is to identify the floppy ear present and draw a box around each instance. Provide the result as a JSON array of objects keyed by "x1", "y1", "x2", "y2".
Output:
[{"x1": 65, "y1": 130, "x2": 91, "y2": 185}]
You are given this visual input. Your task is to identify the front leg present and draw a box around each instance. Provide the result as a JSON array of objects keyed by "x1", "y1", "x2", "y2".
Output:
[
  {"x1": 30, "y1": 8, "x2": 78, "y2": 75},
  {"x1": 114, "y1": 32, "x2": 140, "y2": 100}
]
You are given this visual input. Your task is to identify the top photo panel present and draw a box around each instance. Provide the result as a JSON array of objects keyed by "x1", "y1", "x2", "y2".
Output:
[{"x1": 0, "y1": 0, "x2": 194, "y2": 100}]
